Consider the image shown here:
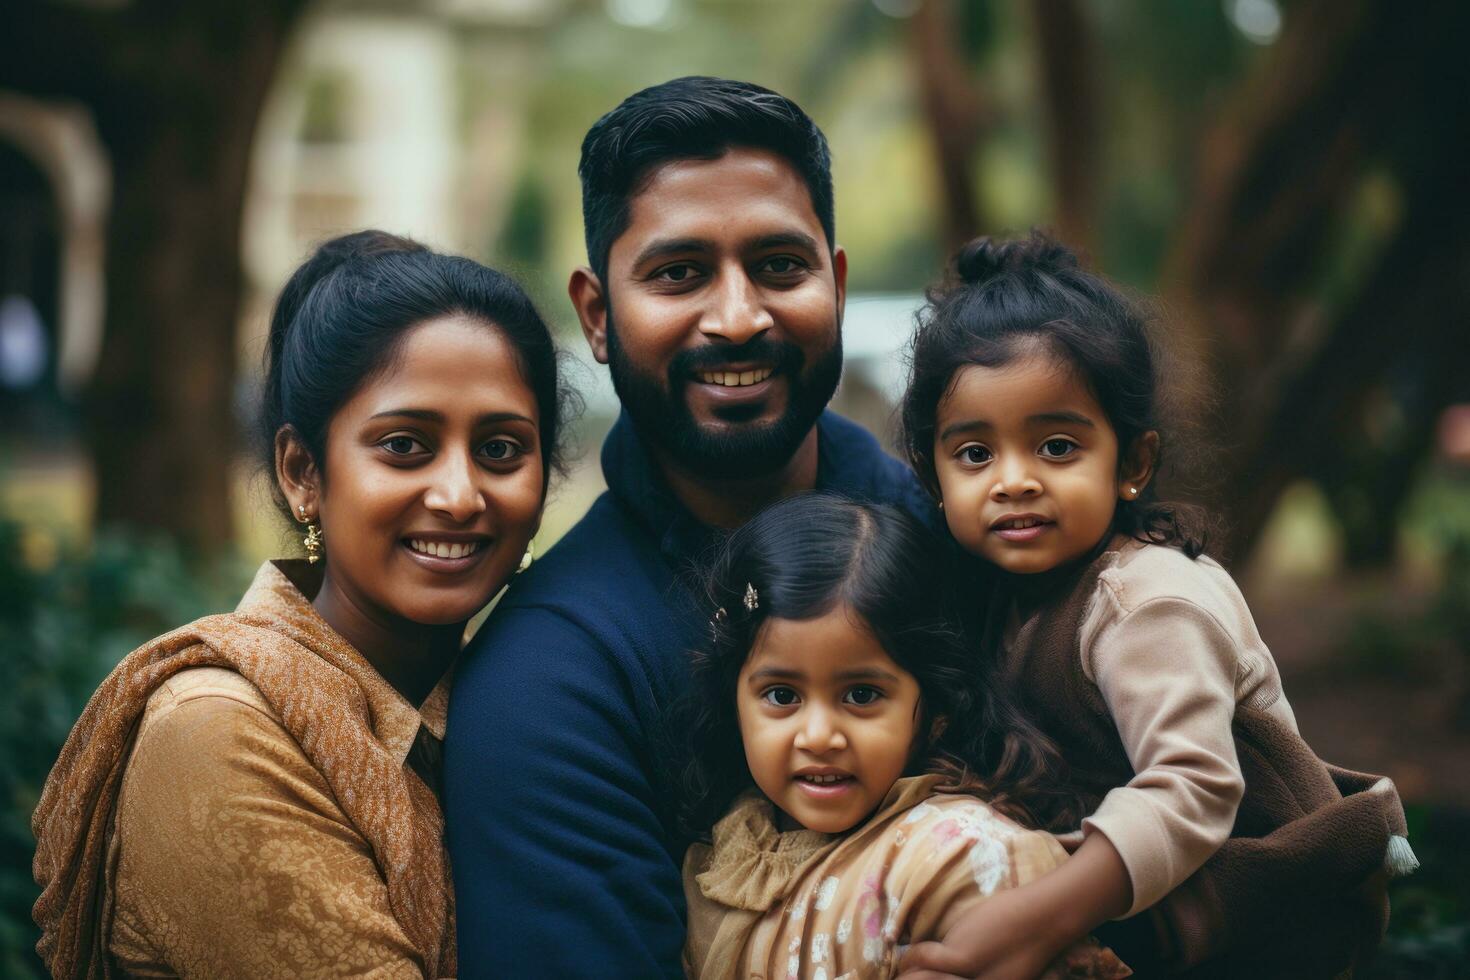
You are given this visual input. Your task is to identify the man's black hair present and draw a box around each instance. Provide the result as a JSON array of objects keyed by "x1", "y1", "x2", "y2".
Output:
[{"x1": 577, "y1": 76, "x2": 835, "y2": 285}]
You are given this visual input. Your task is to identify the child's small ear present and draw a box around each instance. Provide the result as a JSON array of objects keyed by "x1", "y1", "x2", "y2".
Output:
[{"x1": 1119, "y1": 430, "x2": 1159, "y2": 501}]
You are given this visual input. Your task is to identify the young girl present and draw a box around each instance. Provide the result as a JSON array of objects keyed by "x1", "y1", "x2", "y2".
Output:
[
  {"x1": 897, "y1": 234, "x2": 1415, "y2": 978},
  {"x1": 677, "y1": 492, "x2": 1129, "y2": 980}
]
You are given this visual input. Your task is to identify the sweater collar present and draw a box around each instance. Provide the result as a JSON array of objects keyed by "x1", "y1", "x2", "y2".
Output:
[{"x1": 599, "y1": 408, "x2": 925, "y2": 565}]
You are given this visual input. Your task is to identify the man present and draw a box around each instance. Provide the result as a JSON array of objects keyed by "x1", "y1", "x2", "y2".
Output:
[{"x1": 445, "y1": 77, "x2": 934, "y2": 978}]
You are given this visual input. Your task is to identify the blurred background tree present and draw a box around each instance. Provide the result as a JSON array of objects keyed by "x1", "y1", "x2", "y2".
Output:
[
  {"x1": 0, "y1": 0, "x2": 309, "y2": 553},
  {"x1": 2, "y1": 0, "x2": 1467, "y2": 974}
]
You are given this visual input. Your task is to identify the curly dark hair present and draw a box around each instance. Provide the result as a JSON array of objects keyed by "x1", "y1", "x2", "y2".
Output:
[
  {"x1": 675, "y1": 492, "x2": 1074, "y2": 839},
  {"x1": 900, "y1": 232, "x2": 1212, "y2": 559}
]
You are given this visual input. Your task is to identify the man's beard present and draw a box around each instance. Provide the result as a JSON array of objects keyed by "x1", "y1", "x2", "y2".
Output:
[{"x1": 605, "y1": 315, "x2": 843, "y2": 481}]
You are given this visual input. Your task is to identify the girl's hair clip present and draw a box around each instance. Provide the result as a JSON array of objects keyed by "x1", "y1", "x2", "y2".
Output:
[{"x1": 743, "y1": 582, "x2": 760, "y2": 612}]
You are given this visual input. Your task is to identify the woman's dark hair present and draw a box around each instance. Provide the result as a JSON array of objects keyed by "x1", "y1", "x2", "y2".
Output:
[
  {"x1": 578, "y1": 76, "x2": 835, "y2": 286},
  {"x1": 900, "y1": 232, "x2": 1210, "y2": 559},
  {"x1": 256, "y1": 229, "x2": 578, "y2": 521},
  {"x1": 676, "y1": 492, "x2": 1073, "y2": 838}
]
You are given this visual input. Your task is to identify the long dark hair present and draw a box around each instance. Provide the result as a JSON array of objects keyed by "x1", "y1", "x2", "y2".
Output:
[
  {"x1": 256, "y1": 230, "x2": 579, "y2": 526},
  {"x1": 676, "y1": 492, "x2": 1072, "y2": 838},
  {"x1": 901, "y1": 232, "x2": 1211, "y2": 558}
]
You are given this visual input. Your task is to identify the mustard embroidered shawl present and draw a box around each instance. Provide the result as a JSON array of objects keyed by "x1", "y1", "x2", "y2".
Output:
[{"x1": 32, "y1": 560, "x2": 455, "y2": 978}]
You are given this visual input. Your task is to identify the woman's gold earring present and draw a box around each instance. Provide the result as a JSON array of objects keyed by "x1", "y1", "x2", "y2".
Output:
[
  {"x1": 517, "y1": 540, "x2": 535, "y2": 575},
  {"x1": 297, "y1": 504, "x2": 324, "y2": 564},
  {"x1": 303, "y1": 524, "x2": 324, "y2": 563}
]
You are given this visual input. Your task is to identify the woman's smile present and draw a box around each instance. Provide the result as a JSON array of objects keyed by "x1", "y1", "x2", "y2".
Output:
[{"x1": 402, "y1": 533, "x2": 494, "y2": 573}]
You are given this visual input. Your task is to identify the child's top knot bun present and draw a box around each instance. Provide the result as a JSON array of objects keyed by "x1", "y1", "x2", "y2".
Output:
[{"x1": 955, "y1": 233, "x2": 1080, "y2": 285}]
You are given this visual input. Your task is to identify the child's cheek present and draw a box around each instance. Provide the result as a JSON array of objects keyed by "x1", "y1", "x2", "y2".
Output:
[{"x1": 940, "y1": 494, "x2": 986, "y2": 556}]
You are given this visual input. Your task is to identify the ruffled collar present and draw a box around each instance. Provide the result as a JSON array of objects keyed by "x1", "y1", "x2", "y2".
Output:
[{"x1": 696, "y1": 774, "x2": 944, "y2": 911}]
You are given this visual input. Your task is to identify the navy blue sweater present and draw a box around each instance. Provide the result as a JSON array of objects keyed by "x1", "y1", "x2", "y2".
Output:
[{"x1": 445, "y1": 410, "x2": 934, "y2": 978}]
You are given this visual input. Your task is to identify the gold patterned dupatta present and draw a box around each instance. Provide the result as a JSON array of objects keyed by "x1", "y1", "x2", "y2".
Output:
[{"x1": 32, "y1": 560, "x2": 454, "y2": 979}]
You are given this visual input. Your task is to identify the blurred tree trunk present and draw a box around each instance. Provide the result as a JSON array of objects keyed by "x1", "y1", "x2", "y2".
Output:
[
  {"x1": 909, "y1": 0, "x2": 1466, "y2": 567},
  {"x1": 911, "y1": 0, "x2": 1099, "y2": 258},
  {"x1": 1162, "y1": 0, "x2": 1470, "y2": 565},
  {"x1": 910, "y1": 0, "x2": 988, "y2": 254},
  {"x1": 2, "y1": 0, "x2": 308, "y2": 553},
  {"x1": 1030, "y1": 0, "x2": 1099, "y2": 259}
]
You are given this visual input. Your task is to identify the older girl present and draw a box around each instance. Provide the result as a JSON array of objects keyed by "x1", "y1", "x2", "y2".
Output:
[{"x1": 897, "y1": 234, "x2": 1413, "y2": 978}]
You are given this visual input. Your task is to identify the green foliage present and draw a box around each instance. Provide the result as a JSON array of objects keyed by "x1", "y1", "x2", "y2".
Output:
[
  {"x1": 298, "y1": 68, "x2": 352, "y2": 144},
  {"x1": 498, "y1": 169, "x2": 552, "y2": 272},
  {"x1": 1342, "y1": 472, "x2": 1470, "y2": 678},
  {"x1": 0, "y1": 521, "x2": 250, "y2": 976},
  {"x1": 1367, "y1": 804, "x2": 1470, "y2": 978}
]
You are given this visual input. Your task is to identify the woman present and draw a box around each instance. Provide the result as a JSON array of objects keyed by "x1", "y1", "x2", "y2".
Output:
[{"x1": 32, "y1": 231, "x2": 571, "y2": 978}]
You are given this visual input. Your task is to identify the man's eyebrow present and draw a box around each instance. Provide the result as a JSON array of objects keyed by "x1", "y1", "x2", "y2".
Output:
[
  {"x1": 630, "y1": 237, "x2": 715, "y2": 269},
  {"x1": 752, "y1": 231, "x2": 821, "y2": 254}
]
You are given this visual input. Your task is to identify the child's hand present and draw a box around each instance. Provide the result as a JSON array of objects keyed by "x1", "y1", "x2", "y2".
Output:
[{"x1": 897, "y1": 884, "x2": 1071, "y2": 980}]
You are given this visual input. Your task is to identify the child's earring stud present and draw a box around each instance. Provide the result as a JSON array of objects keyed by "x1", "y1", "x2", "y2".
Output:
[{"x1": 1128, "y1": 486, "x2": 1139, "y2": 496}]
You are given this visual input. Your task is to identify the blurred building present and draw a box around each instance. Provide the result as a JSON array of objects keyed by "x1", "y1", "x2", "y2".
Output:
[
  {"x1": 0, "y1": 93, "x2": 108, "y2": 433},
  {"x1": 240, "y1": 5, "x2": 529, "y2": 365}
]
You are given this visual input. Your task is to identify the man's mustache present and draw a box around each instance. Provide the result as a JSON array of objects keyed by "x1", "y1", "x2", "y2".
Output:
[{"x1": 669, "y1": 338, "x2": 804, "y2": 380}]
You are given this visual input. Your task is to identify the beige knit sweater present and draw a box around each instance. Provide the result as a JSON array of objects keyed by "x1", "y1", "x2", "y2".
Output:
[{"x1": 1006, "y1": 541, "x2": 1298, "y2": 917}]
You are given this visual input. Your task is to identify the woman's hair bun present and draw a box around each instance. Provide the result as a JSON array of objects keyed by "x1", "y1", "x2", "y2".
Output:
[
  {"x1": 318, "y1": 229, "x2": 426, "y2": 264},
  {"x1": 294, "y1": 230, "x2": 426, "y2": 302},
  {"x1": 269, "y1": 231, "x2": 426, "y2": 351},
  {"x1": 954, "y1": 233, "x2": 1080, "y2": 285}
]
